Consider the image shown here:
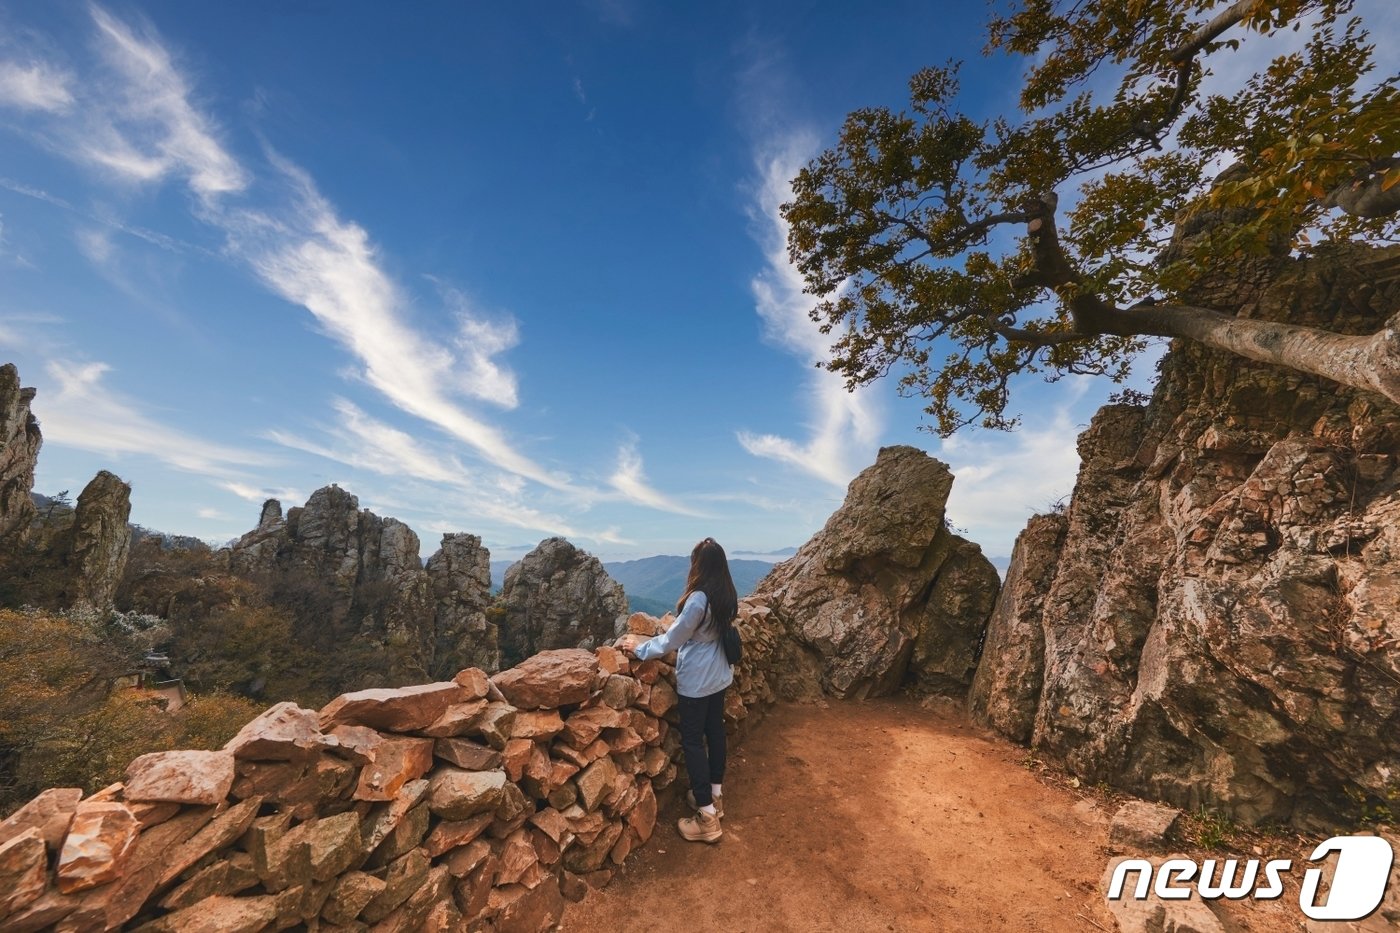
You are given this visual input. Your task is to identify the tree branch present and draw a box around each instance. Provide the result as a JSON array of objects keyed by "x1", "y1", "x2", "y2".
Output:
[
  {"x1": 1009, "y1": 194, "x2": 1400, "y2": 406},
  {"x1": 1167, "y1": 0, "x2": 1266, "y2": 64},
  {"x1": 1112, "y1": 302, "x2": 1400, "y2": 404},
  {"x1": 877, "y1": 208, "x2": 1033, "y2": 252},
  {"x1": 1133, "y1": 0, "x2": 1269, "y2": 150},
  {"x1": 991, "y1": 324, "x2": 1086, "y2": 347},
  {"x1": 1323, "y1": 158, "x2": 1400, "y2": 219}
]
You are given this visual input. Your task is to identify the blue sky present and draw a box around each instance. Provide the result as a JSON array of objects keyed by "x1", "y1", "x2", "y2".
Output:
[{"x1": 1, "y1": 0, "x2": 1350, "y2": 564}]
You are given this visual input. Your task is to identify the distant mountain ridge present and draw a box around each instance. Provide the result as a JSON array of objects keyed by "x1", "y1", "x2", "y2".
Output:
[{"x1": 490, "y1": 554, "x2": 777, "y2": 614}]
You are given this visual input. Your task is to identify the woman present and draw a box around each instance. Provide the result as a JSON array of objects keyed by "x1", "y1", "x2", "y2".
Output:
[{"x1": 616, "y1": 537, "x2": 737, "y2": 844}]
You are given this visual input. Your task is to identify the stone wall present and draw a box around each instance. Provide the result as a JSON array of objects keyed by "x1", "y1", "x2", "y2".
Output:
[{"x1": 0, "y1": 598, "x2": 781, "y2": 932}]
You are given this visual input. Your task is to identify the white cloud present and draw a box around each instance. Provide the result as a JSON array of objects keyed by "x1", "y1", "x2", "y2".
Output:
[
  {"x1": 439, "y1": 284, "x2": 522, "y2": 409},
  {"x1": 37, "y1": 359, "x2": 267, "y2": 478},
  {"x1": 608, "y1": 439, "x2": 708, "y2": 517},
  {"x1": 737, "y1": 136, "x2": 883, "y2": 486},
  {"x1": 75, "y1": 226, "x2": 113, "y2": 265},
  {"x1": 936, "y1": 399, "x2": 1086, "y2": 556},
  {"x1": 0, "y1": 212, "x2": 34, "y2": 269},
  {"x1": 225, "y1": 160, "x2": 565, "y2": 489},
  {"x1": 220, "y1": 481, "x2": 304, "y2": 504},
  {"x1": 195, "y1": 506, "x2": 228, "y2": 519},
  {"x1": 266, "y1": 399, "x2": 606, "y2": 541},
  {"x1": 0, "y1": 176, "x2": 73, "y2": 209},
  {"x1": 0, "y1": 60, "x2": 74, "y2": 112},
  {"x1": 84, "y1": 6, "x2": 248, "y2": 199},
  {"x1": 2, "y1": 4, "x2": 740, "y2": 536},
  {"x1": 12, "y1": 6, "x2": 564, "y2": 495},
  {"x1": 0, "y1": 311, "x2": 64, "y2": 353}
]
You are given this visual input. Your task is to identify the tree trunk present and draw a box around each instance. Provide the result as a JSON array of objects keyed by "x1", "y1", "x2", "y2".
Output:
[{"x1": 1106, "y1": 303, "x2": 1400, "y2": 406}]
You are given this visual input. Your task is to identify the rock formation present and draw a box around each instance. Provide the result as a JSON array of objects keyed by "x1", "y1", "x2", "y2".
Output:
[
  {"x1": 969, "y1": 243, "x2": 1400, "y2": 828},
  {"x1": 60, "y1": 471, "x2": 134, "y2": 613},
  {"x1": 968, "y1": 513, "x2": 1067, "y2": 742},
  {"x1": 495, "y1": 538, "x2": 628, "y2": 666},
  {"x1": 0, "y1": 363, "x2": 41, "y2": 545},
  {"x1": 753, "y1": 446, "x2": 1001, "y2": 699},
  {"x1": 225, "y1": 486, "x2": 500, "y2": 680},
  {"x1": 425, "y1": 534, "x2": 498, "y2": 673},
  {"x1": 257, "y1": 498, "x2": 281, "y2": 530}
]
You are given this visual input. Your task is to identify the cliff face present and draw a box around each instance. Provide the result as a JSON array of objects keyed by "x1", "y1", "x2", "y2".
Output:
[
  {"x1": 495, "y1": 538, "x2": 627, "y2": 667},
  {"x1": 755, "y1": 446, "x2": 1001, "y2": 700},
  {"x1": 0, "y1": 363, "x2": 41, "y2": 545},
  {"x1": 225, "y1": 486, "x2": 499, "y2": 679},
  {"x1": 970, "y1": 243, "x2": 1400, "y2": 828}
]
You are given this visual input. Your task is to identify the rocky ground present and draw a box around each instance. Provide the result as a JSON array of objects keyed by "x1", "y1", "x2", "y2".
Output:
[{"x1": 562, "y1": 697, "x2": 1337, "y2": 933}]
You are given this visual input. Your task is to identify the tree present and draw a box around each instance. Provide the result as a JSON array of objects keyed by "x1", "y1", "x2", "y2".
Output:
[
  {"x1": 0, "y1": 608, "x2": 261, "y2": 810},
  {"x1": 784, "y1": 0, "x2": 1400, "y2": 436}
]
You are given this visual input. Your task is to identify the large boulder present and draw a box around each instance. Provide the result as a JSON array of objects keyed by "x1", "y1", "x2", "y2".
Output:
[
  {"x1": 491, "y1": 649, "x2": 600, "y2": 709},
  {"x1": 494, "y1": 538, "x2": 627, "y2": 666},
  {"x1": 0, "y1": 363, "x2": 40, "y2": 545},
  {"x1": 753, "y1": 446, "x2": 1000, "y2": 699},
  {"x1": 969, "y1": 243, "x2": 1400, "y2": 828}
]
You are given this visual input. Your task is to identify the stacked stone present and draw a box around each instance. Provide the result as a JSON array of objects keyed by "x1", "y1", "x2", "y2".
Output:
[
  {"x1": 0, "y1": 637, "x2": 784, "y2": 933},
  {"x1": 620, "y1": 596, "x2": 783, "y2": 743},
  {"x1": 722, "y1": 597, "x2": 782, "y2": 740}
]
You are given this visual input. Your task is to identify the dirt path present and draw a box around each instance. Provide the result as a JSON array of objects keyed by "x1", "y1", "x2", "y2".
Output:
[{"x1": 561, "y1": 697, "x2": 1120, "y2": 932}]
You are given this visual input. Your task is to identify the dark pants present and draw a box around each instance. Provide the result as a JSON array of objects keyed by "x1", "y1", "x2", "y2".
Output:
[{"x1": 678, "y1": 688, "x2": 727, "y2": 808}]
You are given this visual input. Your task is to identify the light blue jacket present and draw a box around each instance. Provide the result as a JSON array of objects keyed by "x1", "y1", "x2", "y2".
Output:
[{"x1": 633, "y1": 590, "x2": 733, "y2": 699}]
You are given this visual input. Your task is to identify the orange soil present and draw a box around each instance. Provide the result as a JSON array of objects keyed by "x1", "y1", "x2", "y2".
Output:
[{"x1": 561, "y1": 697, "x2": 1121, "y2": 932}]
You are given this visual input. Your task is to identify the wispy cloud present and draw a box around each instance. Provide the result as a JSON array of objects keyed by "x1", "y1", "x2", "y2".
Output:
[
  {"x1": 5, "y1": 3, "x2": 702, "y2": 532},
  {"x1": 0, "y1": 60, "x2": 74, "y2": 112},
  {"x1": 737, "y1": 136, "x2": 882, "y2": 486},
  {"x1": 37, "y1": 359, "x2": 268, "y2": 477},
  {"x1": 0, "y1": 311, "x2": 63, "y2": 350},
  {"x1": 226, "y1": 157, "x2": 567, "y2": 488},
  {"x1": 0, "y1": 174, "x2": 203, "y2": 257},
  {"x1": 220, "y1": 481, "x2": 304, "y2": 505},
  {"x1": 440, "y1": 283, "x2": 522, "y2": 409},
  {"x1": 0, "y1": 213, "x2": 34, "y2": 269},
  {"x1": 0, "y1": 176, "x2": 73, "y2": 209},
  {"x1": 569, "y1": 74, "x2": 596, "y2": 121},
  {"x1": 608, "y1": 438, "x2": 708, "y2": 517},
  {"x1": 266, "y1": 398, "x2": 609, "y2": 540},
  {"x1": 26, "y1": 6, "x2": 565, "y2": 494},
  {"x1": 75, "y1": 226, "x2": 113, "y2": 265},
  {"x1": 83, "y1": 6, "x2": 247, "y2": 199}
]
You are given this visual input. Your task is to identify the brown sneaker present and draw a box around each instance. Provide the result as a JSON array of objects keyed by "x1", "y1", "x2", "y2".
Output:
[
  {"x1": 686, "y1": 790, "x2": 724, "y2": 819},
  {"x1": 677, "y1": 807, "x2": 722, "y2": 843}
]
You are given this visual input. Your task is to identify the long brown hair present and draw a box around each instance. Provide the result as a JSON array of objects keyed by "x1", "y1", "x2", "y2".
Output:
[{"x1": 676, "y1": 537, "x2": 738, "y2": 634}]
